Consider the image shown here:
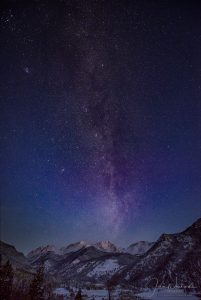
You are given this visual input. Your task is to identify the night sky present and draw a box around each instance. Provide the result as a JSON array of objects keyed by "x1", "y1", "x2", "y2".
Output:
[{"x1": 0, "y1": 0, "x2": 201, "y2": 254}]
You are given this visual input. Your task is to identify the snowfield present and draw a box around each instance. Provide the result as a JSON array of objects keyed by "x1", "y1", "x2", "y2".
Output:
[
  {"x1": 83, "y1": 289, "x2": 108, "y2": 298},
  {"x1": 54, "y1": 288, "x2": 70, "y2": 296},
  {"x1": 137, "y1": 288, "x2": 199, "y2": 300},
  {"x1": 72, "y1": 258, "x2": 80, "y2": 264},
  {"x1": 53, "y1": 287, "x2": 201, "y2": 300},
  {"x1": 87, "y1": 259, "x2": 120, "y2": 277}
]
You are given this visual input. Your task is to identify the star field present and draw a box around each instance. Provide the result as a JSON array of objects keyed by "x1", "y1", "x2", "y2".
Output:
[{"x1": 0, "y1": 0, "x2": 201, "y2": 253}]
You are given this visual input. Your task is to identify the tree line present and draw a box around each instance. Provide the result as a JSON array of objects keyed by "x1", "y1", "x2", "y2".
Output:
[{"x1": 0, "y1": 260, "x2": 62, "y2": 300}]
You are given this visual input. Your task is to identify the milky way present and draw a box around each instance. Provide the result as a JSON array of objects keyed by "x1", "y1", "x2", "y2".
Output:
[{"x1": 70, "y1": 3, "x2": 130, "y2": 232}]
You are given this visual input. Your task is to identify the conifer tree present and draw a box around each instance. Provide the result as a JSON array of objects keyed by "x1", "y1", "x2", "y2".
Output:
[
  {"x1": 0, "y1": 260, "x2": 14, "y2": 300},
  {"x1": 29, "y1": 265, "x2": 45, "y2": 300},
  {"x1": 75, "y1": 289, "x2": 82, "y2": 300}
]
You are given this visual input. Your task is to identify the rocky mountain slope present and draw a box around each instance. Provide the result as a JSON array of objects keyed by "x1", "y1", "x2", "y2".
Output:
[
  {"x1": 1, "y1": 218, "x2": 200, "y2": 288},
  {"x1": 126, "y1": 241, "x2": 154, "y2": 255},
  {"x1": 0, "y1": 240, "x2": 29, "y2": 269},
  {"x1": 0, "y1": 240, "x2": 34, "y2": 283},
  {"x1": 117, "y1": 218, "x2": 201, "y2": 288}
]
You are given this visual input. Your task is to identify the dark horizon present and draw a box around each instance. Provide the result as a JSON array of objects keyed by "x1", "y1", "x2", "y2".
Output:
[{"x1": 1, "y1": 0, "x2": 201, "y2": 255}]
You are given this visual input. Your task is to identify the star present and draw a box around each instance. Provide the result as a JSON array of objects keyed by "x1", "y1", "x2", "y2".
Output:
[
  {"x1": 24, "y1": 66, "x2": 30, "y2": 74},
  {"x1": 61, "y1": 168, "x2": 65, "y2": 174}
]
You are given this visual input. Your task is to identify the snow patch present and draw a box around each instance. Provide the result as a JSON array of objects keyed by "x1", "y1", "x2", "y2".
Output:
[
  {"x1": 87, "y1": 259, "x2": 120, "y2": 278},
  {"x1": 72, "y1": 258, "x2": 80, "y2": 264}
]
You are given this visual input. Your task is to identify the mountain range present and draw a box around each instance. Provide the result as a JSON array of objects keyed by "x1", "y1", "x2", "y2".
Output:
[
  {"x1": 27, "y1": 239, "x2": 148, "y2": 258},
  {"x1": 1, "y1": 218, "x2": 201, "y2": 289}
]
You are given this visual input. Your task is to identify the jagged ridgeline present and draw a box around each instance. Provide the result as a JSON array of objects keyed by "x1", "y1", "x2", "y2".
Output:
[{"x1": 1, "y1": 218, "x2": 201, "y2": 289}]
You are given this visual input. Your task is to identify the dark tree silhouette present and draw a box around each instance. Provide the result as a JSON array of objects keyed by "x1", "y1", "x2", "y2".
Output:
[
  {"x1": 75, "y1": 289, "x2": 82, "y2": 300},
  {"x1": 29, "y1": 265, "x2": 45, "y2": 300},
  {"x1": 106, "y1": 276, "x2": 118, "y2": 300},
  {"x1": 0, "y1": 260, "x2": 14, "y2": 300}
]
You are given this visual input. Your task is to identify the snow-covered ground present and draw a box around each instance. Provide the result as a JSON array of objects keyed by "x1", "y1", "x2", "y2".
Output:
[
  {"x1": 83, "y1": 289, "x2": 108, "y2": 299},
  {"x1": 53, "y1": 287, "x2": 200, "y2": 300},
  {"x1": 53, "y1": 287, "x2": 129, "y2": 300},
  {"x1": 136, "y1": 288, "x2": 199, "y2": 300},
  {"x1": 53, "y1": 287, "x2": 70, "y2": 299},
  {"x1": 53, "y1": 288, "x2": 109, "y2": 300},
  {"x1": 79, "y1": 288, "x2": 132, "y2": 300}
]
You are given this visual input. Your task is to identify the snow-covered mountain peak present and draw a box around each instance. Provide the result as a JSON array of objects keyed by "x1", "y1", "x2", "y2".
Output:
[
  {"x1": 95, "y1": 240, "x2": 119, "y2": 252},
  {"x1": 27, "y1": 245, "x2": 59, "y2": 258},
  {"x1": 60, "y1": 240, "x2": 91, "y2": 254},
  {"x1": 79, "y1": 240, "x2": 90, "y2": 246},
  {"x1": 60, "y1": 240, "x2": 120, "y2": 254}
]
